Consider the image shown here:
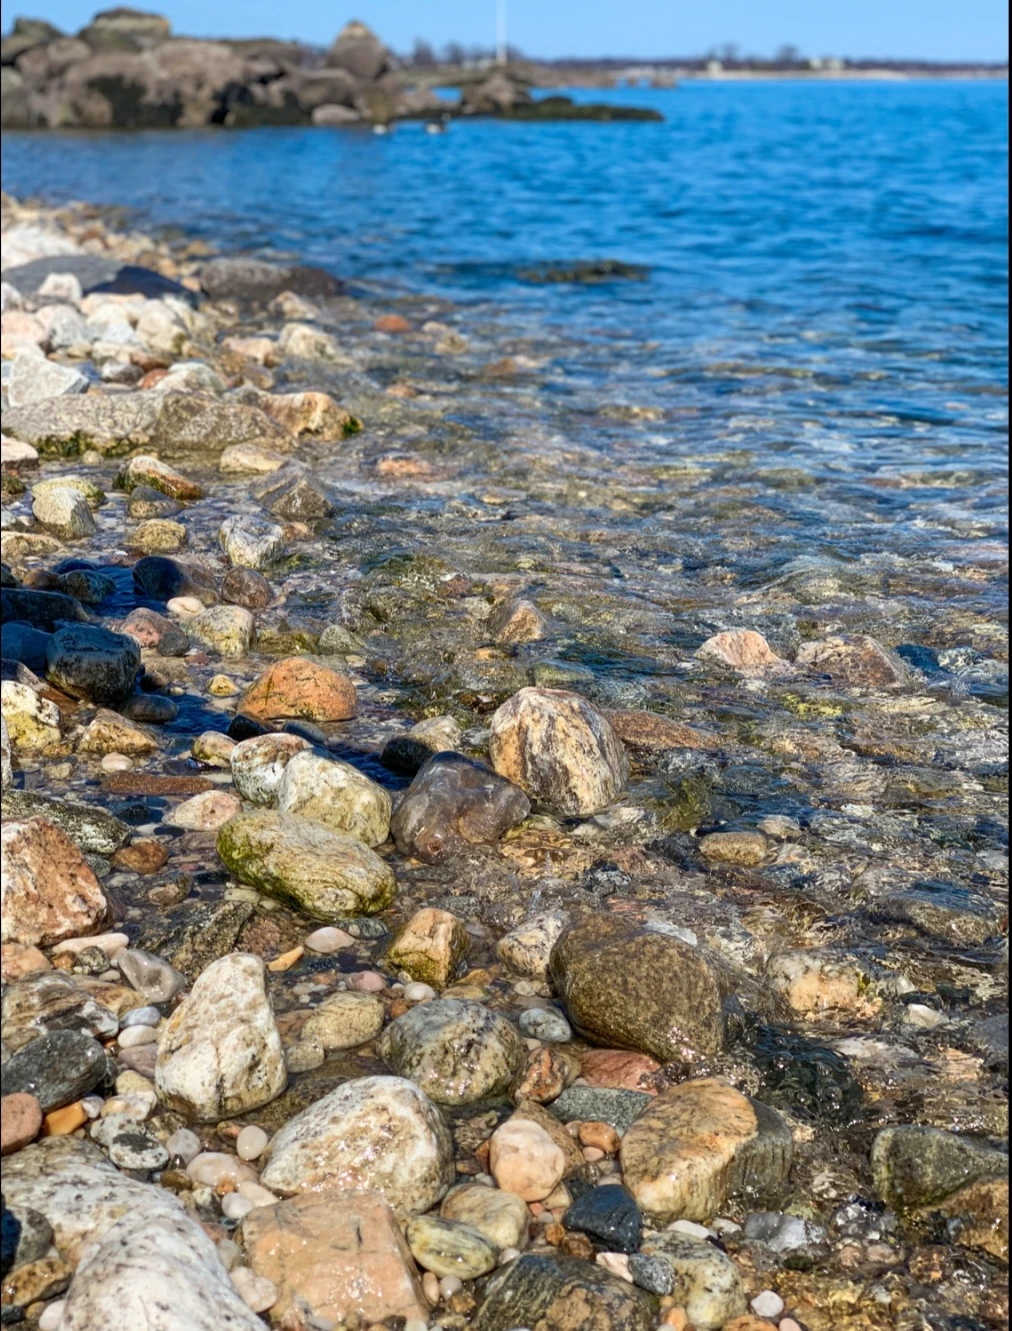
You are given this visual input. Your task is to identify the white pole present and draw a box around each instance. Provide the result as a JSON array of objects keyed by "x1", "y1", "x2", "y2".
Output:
[{"x1": 496, "y1": 0, "x2": 507, "y2": 65}]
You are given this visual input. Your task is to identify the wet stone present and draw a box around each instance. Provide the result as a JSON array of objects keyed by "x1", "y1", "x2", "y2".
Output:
[
  {"x1": 277, "y1": 749, "x2": 392, "y2": 847},
  {"x1": 221, "y1": 566, "x2": 273, "y2": 610},
  {"x1": 406, "y1": 1214, "x2": 499, "y2": 1279},
  {"x1": 121, "y1": 693, "x2": 178, "y2": 724},
  {"x1": 1, "y1": 1030, "x2": 108, "y2": 1112},
  {"x1": 220, "y1": 513, "x2": 287, "y2": 570},
  {"x1": 390, "y1": 752, "x2": 530, "y2": 862},
  {"x1": 230, "y1": 732, "x2": 311, "y2": 805},
  {"x1": 549, "y1": 1086, "x2": 653, "y2": 1133},
  {"x1": 870, "y1": 1125, "x2": 1008, "y2": 1211},
  {"x1": 0, "y1": 789, "x2": 130, "y2": 855},
  {"x1": 639, "y1": 1232, "x2": 746, "y2": 1330},
  {"x1": 377, "y1": 998, "x2": 527, "y2": 1106},
  {"x1": 46, "y1": 623, "x2": 140, "y2": 705},
  {"x1": 564, "y1": 1184, "x2": 642, "y2": 1253},
  {"x1": 473, "y1": 1254, "x2": 656, "y2": 1331},
  {"x1": 441, "y1": 1183, "x2": 530, "y2": 1251}
]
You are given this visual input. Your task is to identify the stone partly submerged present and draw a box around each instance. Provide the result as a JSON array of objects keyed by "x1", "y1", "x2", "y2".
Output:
[
  {"x1": 473, "y1": 1254, "x2": 656, "y2": 1331},
  {"x1": 216, "y1": 810, "x2": 396, "y2": 918}
]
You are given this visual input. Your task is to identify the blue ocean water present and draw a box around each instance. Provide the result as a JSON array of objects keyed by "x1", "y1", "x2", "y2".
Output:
[{"x1": 3, "y1": 80, "x2": 1009, "y2": 492}]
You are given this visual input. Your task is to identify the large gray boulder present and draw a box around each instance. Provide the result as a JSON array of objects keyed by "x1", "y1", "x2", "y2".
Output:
[{"x1": 325, "y1": 20, "x2": 388, "y2": 80}]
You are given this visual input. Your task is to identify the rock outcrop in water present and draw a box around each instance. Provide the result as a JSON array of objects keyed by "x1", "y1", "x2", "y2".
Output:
[{"x1": 1, "y1": 11, "x2": 663, "y2": 128}]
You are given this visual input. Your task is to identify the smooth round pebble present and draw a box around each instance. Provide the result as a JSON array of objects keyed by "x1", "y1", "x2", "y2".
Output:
[
  {"x1": 780, "y1": 1321, "x2": 804, "y2": 1331},
  {"x1": 348, "y1": 970, "x2": 387, "y2": 993},
  {"x1": 218, "y1": 1237, "x2": 242, "y2": 1271},
  {"x1": 404, "y1": 981, "x2": 437, "y2": 1003},
  {"x1": 230, "y1": 1267, "x2": 278, "y2": 1313},
  {"x1": 186, "y1": 1151, "x2": 256, "y2": 1187},
  {"x1": 236, "y1": 1124, "x2": 270, "y2": 1161},
  {"x1": 101, "y1": 753, "x2": 133, "y2": 772},
  {"x1": 237, "y1": 1180, "x2": 279, "y2": 1208},
  {"x1": 166, "y1": 1127, "x2": 202, "y2": 1164},
  {"x1": 118, "y1": 1024, "x2": 158, "y2": 1048},
  {"x1": 304, "y1": 926, "x2": 356, "y2": 953},
  {"x1": 423, "y1": 1271, "x2": 441, "y2": 1304},
  {"x1": 167, "y1": 595, "x2": 203, "y2": 616},
  {"x1": 120, "y1": 1005, "x2": 162, "y2": 1028},
  {"x1": 38, "y1": 1302, "x2": 65, "y2": 1331},
  {"x1": 440, "y1": 1275, "x2": 463, "y2": 1299},
  {"x1": 518, "y1": 1007, "x2": 573, "y2": 1043},
  {"x1": 222, "y1": 1193, "x2": 255, "y2": 1221},
  {"x1": 752, "y1": 1290, "x2": 786, "y2": 1319}
]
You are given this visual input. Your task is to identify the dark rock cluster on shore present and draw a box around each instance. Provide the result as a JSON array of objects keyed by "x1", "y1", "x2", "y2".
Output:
[
  {"x1": 1, "y1": 8, "x2": 663, "y2": 129},
  {"x1": 0, "y1": 195, "x2": 1007, "y2": 1330}
]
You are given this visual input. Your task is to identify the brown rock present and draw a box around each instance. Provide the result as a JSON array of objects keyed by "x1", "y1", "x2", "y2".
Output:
[
  {"x1": 513, "y1": 1046, "x2": 578, "y2": 1105},
  {"x1": 486, "y1": 597, "x2": 547, "y2": 645},
  {"x1": 111, "y1": 839, "x2": 169, "y2": 874},
  {"x1": 606, "y1": 710, "x2": 717, "y2": 752},
  {"x1": 0, "y1": 942, "x2": 52, "y2": 983},
  {"x1": 579, "y1": 1049, "x2": 662, "y2": 1093},
  {"x1": 243, "y1": 1190, "x2": 430, "y2": 1324},
  {"x1": 0, "y1": 818, "x2": 107, "y2": 947},
  {"x1": 578, "y1": 1121, "x2": 621, "y2": 1155},
  {"x1": 375, "y1": 315, "x2": 411, "y2": 333},
  {"x1": 698, "y1": 831, "x2": 769, "y2": 866},
  {"x1": 939, "y1": 1177, "x2": 1009, "y2": 1260},
  {"x1": 1, "y1": 1092, "x2": 43, "y2": 1155},
  {"x1": 795, "y1": 634, "x2": 907, "y2": 688},
  {"x1": 697, "y1": 630, "x2": 786, "y2": 672},
  {"x1": 101, "y1": 773, "x2": 214, "y2": 795},
  {"x1": 42, "y1": 1100, "x2": 89, "y2": 1136},
  {"x1": 374, "y1": 452, "x2": 435, "y2": 480},
  {"x1": 241, "y1": 657, "x2": 357, "y2": 723},
  {"x1": 386, "y1": 908, "x2": 468, "y2": 989},
  {"x1": 260, "y1": 390, "x2": 356, "y2": 438}
]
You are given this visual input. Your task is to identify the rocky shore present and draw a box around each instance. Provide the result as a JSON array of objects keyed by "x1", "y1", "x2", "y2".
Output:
[
  {"x1": 0, "y1": 193, "x2": 1008, "y2": 1331},
  {"x1": 0, "y1": 10, "x2": 662, "y2": 129}
]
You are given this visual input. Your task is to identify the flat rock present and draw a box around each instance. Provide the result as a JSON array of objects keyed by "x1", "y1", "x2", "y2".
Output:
[
  {"x1": 7, "y1": 354, "x2": 88, "y2": 408},
  {"x1": 1, "y1": 969, "x2": 119, "y2": 1051},
  {"x1": 377, "y1": 998, "x2": 526, "y2": 1106},
  {"x1": 564, "y1": 1184, "x2": 642, "y2": 1253},
  {"x1": 242, "y1": 1190, "x2": 428, "y2": 1326},
  {"x1": 473, "y1": 1254, "x2": 656, "y2": 1331},
  {"x1": 216, "y1": 809, "x2": 396, "y2": 919},
  {"x1": 390, "y1": 752, "x2": 530, "y2": 862},
  {"x1": 0, "y1": 789, "x2": 130, "y2": 855},
  {"x1": 386, "y1": 907, "x2": 468, "y2": 989},
  {"x1": 1, "y1": 1031, "x2": 108, "y2": 1113},
  {"x1": 549, "y1": 914, "x2": 727, "y2": 1063},
  {"x1": 489, "y1": 687, "x2": 628, "y2": 815},
  {"x1": 1, "y1": 817, "x2": 107, "y2": 947},
  {"x1": 155, "y1": 953, "x2": 287, "y2": 1120},
  {"x1": 299, "y1": 990, "x2": 385, "y2": 1052},
  {"x1": 259, "y1": 1074, "x2": 454, "y2": 1214},
  {"x1": 620, "y1": 1078, "x2": 793, "y2": 1224},
  {"x1": 549, "y1": 1086, "x2": 653, "y2": 1133},
  {"x1": 249, "y1": 462, "x2": 337, "y2": 521}
]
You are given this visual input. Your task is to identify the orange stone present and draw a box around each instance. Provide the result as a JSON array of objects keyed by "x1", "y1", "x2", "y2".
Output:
[
  {"x1": 112, "y1": 838, "x2": 169, "y2": 874},
  {"x1": 241, "y1": 657, "x2": 357, "y2": 723},
  {"x1": 579, "y1": 1049, "x2": 662, "y2": 1093},
  {"x1": 578, "y1": 1120, "x2": 621, "y2": 1154},
  {"x1": 42, "y1": 1101, "x2": 88, "y2": 1136},
  {"x1": 0, "y1": 942, "x2": 52, "y2": 983},
  {"x1": 375, "y1": 314, "x2": 411, "y2": 334}
]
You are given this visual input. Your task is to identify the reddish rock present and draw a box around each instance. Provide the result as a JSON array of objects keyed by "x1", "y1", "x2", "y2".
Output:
[
  {"x1": 606, "y1": 710, "x2": 718, "y2": 752},
  {"x1": 0, "y1": 942, "x2": 52, "y2": 983},
  {"x1": 796, "y1": 634, "x2": 907, "y2": 688},
  {"x1": 374, "y1": 453, "x2": 434, "y2": 480},
  {"x1": 139, "y1": 368, "x2": 170, "y2": 389},
  {"x1": 579, "y1": 1049, "x2": 662, "y2": 1093},
  {"x1": 697, "y1": 629, "x2": 787, "y2": 672},
  {"x1": 112, "y1": 839, "x2": 169, "y2": 874},
  {"x1": 119, "y1": 606, "x2": 182, "y2": 650},
  {"x1": 374, "y1": 314, "x2": 411, "y2": 334},
  {"x1": 1, "y1": 818, "x2": 107, "y2": 947},
  {"x1": 241, "y1": 657, "x2": 357, "y2": 723},
  {"x1": 1, "y1": 1092, "x2": 43, "y2": 1155}
]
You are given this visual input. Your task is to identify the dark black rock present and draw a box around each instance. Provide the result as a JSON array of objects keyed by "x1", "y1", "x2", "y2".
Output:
[
  {"x1": 201, "y1": 256, "x2": 343, "y2": 304},
  {"x1": 221, "y1": 566, "x2": 272, "y2": 611},
  {"x1": 0, "y1": 255, "x2": 196, "y2": 304},
  {"x1": 121, "y1": 693, "x2": 179, "y2": 724},
  {"x1": 0, "y1": 1203, "x2": 16, "y2": 1282},
  {"x1": 564, "y1": 1184, "x2": 642, "y2": 1253},
  {"x1": 228, "y1": 713, "x2": 268, "y2": 741},
  {"x1": 473, "y1": 1255, "x2": 656, "y2": 1331},
  {"x1": 749, "y1": 1025, "x2": 864, "y2": 1127},
  {"x1": 0, "y1": 588, "x2": 89, "y2": 631},
  {"x1": 0, "y1": 622, "x2": 51, "y2": 674},
  {"x1": 45, "y1": 623, "x2": 140, "y2": 705},
  {"x1": 1, "y1": 1031, "x2": 108, "y2": 1112},
  {"x1": 390, "y1": 752, "x2": 530, "y2": 863},
  {"x1": 126, "y1": 486, "x2": 182, "y2": 519},
  {"x1": 54, "y1": 568, "x2": 117, "y2": 605},
  {"x1": 132, "y1": 554, "x2": 213, "y2": 604}
]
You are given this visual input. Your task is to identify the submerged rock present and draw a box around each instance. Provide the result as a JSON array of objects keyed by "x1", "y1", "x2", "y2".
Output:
[
  {"x1": 45, "y1": 623, "x2": 140, "y2": 704},
  {"x1": 406, "y1": 1213, "x2": 498, "y2": 1279},
  {"x1": 386, "y1": 907, "x2": 468, "y2": 988},
  {"x1": 870, "y1": 1125, "x2": 1008, "y2": 1211},
  {"x1": 489, "y1": 686, "x2": 628, "y2": 815},
  {"x1": 259, "y1": 1074, "x2": 454, "y2": 1214},
  {"x1": 1, "y1": 1030, "x2": 108, "y2": 1112},
  {"x1": 639, "y1": 1232, "x2": 746, "y2": 1330},
  {"x1": 155, "y1": 953, "x2": 287, "y2": 1120},
  {"x1": 473, "y1": 1254, "x2": 655, "y2": 1331},
  {"x1": 390, "y1": 751, "x2": 530, "y2": 862},
  {"x1": 796, "y1": 633, "x2": 907, "y2": 687},
  {"x1": 377, "y1": 998, "x2": 526, "y2": 1105},
  {"x1": 216, "y1": 809, "x2": 396, "y2": 918}
]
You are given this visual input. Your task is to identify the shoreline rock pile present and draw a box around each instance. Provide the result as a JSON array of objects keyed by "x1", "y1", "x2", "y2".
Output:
[{"x1": 0, "y1": 193, "x2": 1007, "y2": 1331}]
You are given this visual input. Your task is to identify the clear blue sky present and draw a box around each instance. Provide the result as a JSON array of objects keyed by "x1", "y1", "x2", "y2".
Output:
[{"x1": 2, "y1": 0, "x2": 1008, "y2": 61}]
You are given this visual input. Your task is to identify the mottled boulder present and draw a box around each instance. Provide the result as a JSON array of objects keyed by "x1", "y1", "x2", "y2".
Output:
[
  {"x1": 378, "y1": 998, "x2": 526, "y2": 1106},
  {"x1": 697, "y1": 629, "x2": 787, "y2": 673},
  {"x1": 639, "y1": 1232, "x2": 746, "y2": 1330},
  {"x1": 184, "y1": 604, "x2": 255, "y2": 657},
  {"x1": 241, "y1": 656, "x2": 357, "y2": 722},
  {"x1": 155, "y1": 953, "x2": 286, "y2": 1120},
  {"x1": 870, "y1": 1125, "x2": 1008, "y2": 1211},
  {"x1": 242, "y1": 1191, "x2": 429, "y2": 1326},
  {"x1": 0, "y1": 789, "x2": 130, "y2": 855},
  {"x1": 45, "y1": 623, "x2": 139, "y2": 704},
  {"x1": 549, "y1": 914, "x2": 727, "y2": 1062},
  {"x1": 260, "y1": 1075, "x2": 454, "y2": 1214},
  {"x1": 216, "y1": 810, "x2": 396, "y2": 918},
  {"x1": 116, "y1": 453, "x2": 202, "y2": 500},
  {"x1": 277, "y1": 750, "x2": 391, "y2": 846},
  {"x1": 1, "y1": 817, "x2": 107, "y2": 947},
  {"x1": 391, "y1": 752, "x2": 529, "y2": 862},
  {"x1": 796, "y1": 634, "x2": 907, "y2": 688},
  {"x1": 620, "y1": 1079, "x2": 793, "y2": 1223},
  {"x1": 230, "y1": 731, "x2": 310, "y2": 804},
  {"x1": 1, "y1": 1030, "x2": 108, "y2": 1112},
  {"x1": 473, "y1": 1254, "x2": 655, "y2": 1331},
  {"x1": 489, "y1": 687, "x2": 627, "y2": 815}
]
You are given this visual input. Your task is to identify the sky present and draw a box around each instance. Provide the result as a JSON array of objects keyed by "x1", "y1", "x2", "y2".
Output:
[{"x1": 2, "y1": 0, "x2": 1008, "y2": 62}]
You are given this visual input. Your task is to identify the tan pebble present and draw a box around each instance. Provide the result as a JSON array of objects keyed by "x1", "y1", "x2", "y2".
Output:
[
  {"x1": 101, "y1": 753, "x2": 133, "y2": 772},
  {"x1": 422, "y1": 1271, "x2": 440, "y2": 1304},
  {"x1": 167, "y1": 595, "x2": 203, "y2": 616},
  {"x1": 208, "y1": 674, "x2": 239, "y2": 697},
  {"x1": 1, "y1": 1092, "x2": 43, "y2": 1155},
  {"x1": 578, "y1": 1120, "x2": 621, "y2": 1154},
  {"x1": 267, "y1": 946, "x2": 304, "y2": 973},
  {"x1": 0, "y1": 943, "x2": 52, "y2": 983}
]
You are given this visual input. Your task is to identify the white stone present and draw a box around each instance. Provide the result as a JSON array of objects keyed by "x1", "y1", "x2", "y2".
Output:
[
  {"x1": 404, "y1": 982, "x2": 438, "y2": 1003},
  {"x1": 230, "y1": 1267, "x2": 278, "y2": 1312},
  {"x1": 236, "y1": 1125, "x2": 270, "y2": 1161},
  {"x1": 304, "y1": 925, "x2": 356, "y2": 953},
  {"x1": 277, "y1": 750, "x2": 392, "y2": 847},
  {"x1": 260, "y1": 1075, "x2": 455, "y2": 1215},
  {"x1": 119, "y1": 1004, "x2": 162, "y2": 1028},
  {"x1": 118, "y1": 1024, "x2": 158, "y2": 1048},
  {"x1": 1, "y1": 679, "x2": 62, "y2": 752},
  {"x1": 752, "y1": 1290, "x2": 786, "y2": 1319},
  {"x1": 38, "y1": 1301, "x2": 65, "y2": 1331},
  {"x1": 236, "y1": 1180, "x2": 278, "y2": 1209},
  {"x1": 38, "y1": 271, "x2": 84, "y2": 304},
  {"x1": 59, "y1": 1208, "x2": 265, "y2": 1330},
  {"x1": 155, "y1": 953, "x2": 286, "y2": 1120},
  {"x1": 186, "y1": 1152, "x2": 258, "y2": 1188},
  {"x1": 7, "y1": 352, "x2": 88, "y2": 408},
  {"x1": 53, "y1": 931, "x2": 129, "y2": 956},
  {"x1": 1, "y1": 716, "x2": 11, "y2": 789},
  {"x1": 222, "y1": 1193, "x2": 255, "y2": 1221},
  {"x1": 166, "y1": 1128, "x2": 202, "y2": 1164},
  {"x1": 230, "y1": 732, "x2": 310, "y2": 805},
  {"x1": 488, "y1": 1119, "x2": 566, "y2": 1202},
  {"x1": 219, "y1": 514, "x2": 287, "y2": 570},
  {"x1": 167, "y1": 595, "x2": 204, "y2": 617}
]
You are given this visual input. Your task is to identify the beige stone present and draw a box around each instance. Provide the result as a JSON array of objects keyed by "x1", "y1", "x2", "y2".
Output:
[
  {"x1": 697, "y1": 630, "x2": 786, "y2": 672},
  {"x1": 387, "y1": 908, "x2": 468, "y2": 989},
  {"x1": 489, "y1": 1118, "x2": 566, "y2": 1202},
  {"x1": 78, "y1": 709, "x2": 158, "y2": 756},
  {"x1": 1, "y1": 818, "x2": 107, "y2": 947}
]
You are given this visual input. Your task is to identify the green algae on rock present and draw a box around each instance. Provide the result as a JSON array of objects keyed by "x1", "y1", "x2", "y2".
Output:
[{"x1": 216, "y1": 810, "x2": 396, "y2": 919}]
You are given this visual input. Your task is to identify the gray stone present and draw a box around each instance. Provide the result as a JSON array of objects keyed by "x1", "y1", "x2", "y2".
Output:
[
  {"x1": 473, "y1": 1254, "x2": 655, "y2": 1331},
  {"x1": 6, "y1": 353, "x2": 88, "y2": 408},
  {"x1": 518, "y1": 1007, "x2": 572, "y2": 1043},
  {"x1": 115, "y1": 949, "x2": 186, "y2": 1004},
  {"x1": 377, "y1": 999, "x2": 526, "y2": 1106},
  {"x1": 46, "y1": 623, "x2": 140, "y2": 704},
  {"x1": 742, "y1": 1211, "x2": 826, "y2": 1253},
  {"x1": 405, "y1": 1214, "x2": 499, "y2": 1279},
  {"x1": 871, "y1": 1126, "x2": 1008, "y2": 1211},
  {"x1": 249, "y1": 463, "x2": 335, "y2": 522},
  {"x1": 1, "y1": 1030, "x2": 108, "y2": 1112},
  {"x1": 0, "y1": 789, "x2": 130, "y2": 855},
  {"x1": 549, "y1": 1086, "x2": 653, "y2": 1133},
  {"x1": 1, "y1": 970, "x2": 119, "y2": 1052},
  {"x1": 219, "y1": 513, "x2": 287, "y2": 570}
]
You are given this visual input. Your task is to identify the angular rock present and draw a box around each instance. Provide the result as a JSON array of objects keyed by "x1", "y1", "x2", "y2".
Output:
[
  {"x1": 697, "y1": 630, "x2": 786, "y2": 672},
  {"x1": 496, "y1": 910, "x2": 569, "y2": 979},
  {"x1": 249, "y1": 463, "x2": 337, "y2": 522},
  {"x1": 155, "y1": 953, "x2": 286, "y2": 1120},
  {"x1": 1, "y1": 817, "x2": 107, "y2": 947},
  {"x1": 0, "y1": 789, "x2": 130, "y2": 855},
  {"x1": 216, "y1": 810, "x2": 396, "y2": 918},
  {"x1": 230, "y1": 731, "x2": 311, "y2": 804},
  {"x1": 796, "y1": 634, "x2": 907, "y2": 688},
  {"x1": 620, "y1": 1079, "x2": 793, "y2": 1224},
  {"x1": 185, "y1": 604, "x2": 255, "y2": 656},
  {"x1": 386, "y1": 907, "x2": 468, "y2": 989},
  {"x1": 473, "y1": 1254, "x2": 655, "y2": 1331},
  {"x1": 564, "y1": 1184, "x2": 642, "y2": 1254},
  {"x1": 219, "y1": 513, "x2": 287, "y2": 570},
  {"x1": 380, "y1": 715, "x2": 462, "y2": 775},
  {"x1": 1, "y1": 969, "x2": 119, "y2": 1052},
  {"x1": 60, "y1": 1208, "x2": 264, "y2": 1331},
  {"x1": 241, "y1": 656, "x2": 357, "y2": 722},
  {"x1": 277, "y1": 749, "x2": 391, "y2": 846},
  {"x1": 259, "y1": 1075, "x2": 454, "y2": 1214},
  {"x1": 46, "y1": 623, "x2": 140, "y2": 704},
  {"x1": 79, "y1": 708, "x2": 158, "y2": 756},
  {"x1": 6, "y1": 354, "x2": 88, "y2": 408},
  {"x1": 116, "y1": 454, "x2": 202, "y2": 500},
  {"x1": 487, "y1": 595, "x2": 547, "y2": 644},
  {"x1": 116, "y1": 948, "x2": 186, "y2": 1003},
  {"x1": 391, "y1": 752, "x2": 530, "y2": 863},
  {"x1": 489, "y1": 687, "x2": 628, "y2": 815},
  {"x1": 938, "y1": 1177, "x2": 1009, "y2": 1260},
  {"x1": 31, "y1": 484, "x2": 96, "y2": 539},
  {"x1": 259, "y1": 390, "x2": 356, "y2": 440},
  {"x1": 870, "y1": 1125, "x2": 1008, "y2": 1211},
  {"x1": 377, "y1": 998, "x2": 526, "y2": 1106},
  {"x1": 241, "y1": 1190, "x2": 429, "y2": 1327},
  {"x1": 0, "y1": 679, "x2": 62, "y2": 752},
  {"x1": 549, "y1": 914, "x2": 727, "y2": 1062}
]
